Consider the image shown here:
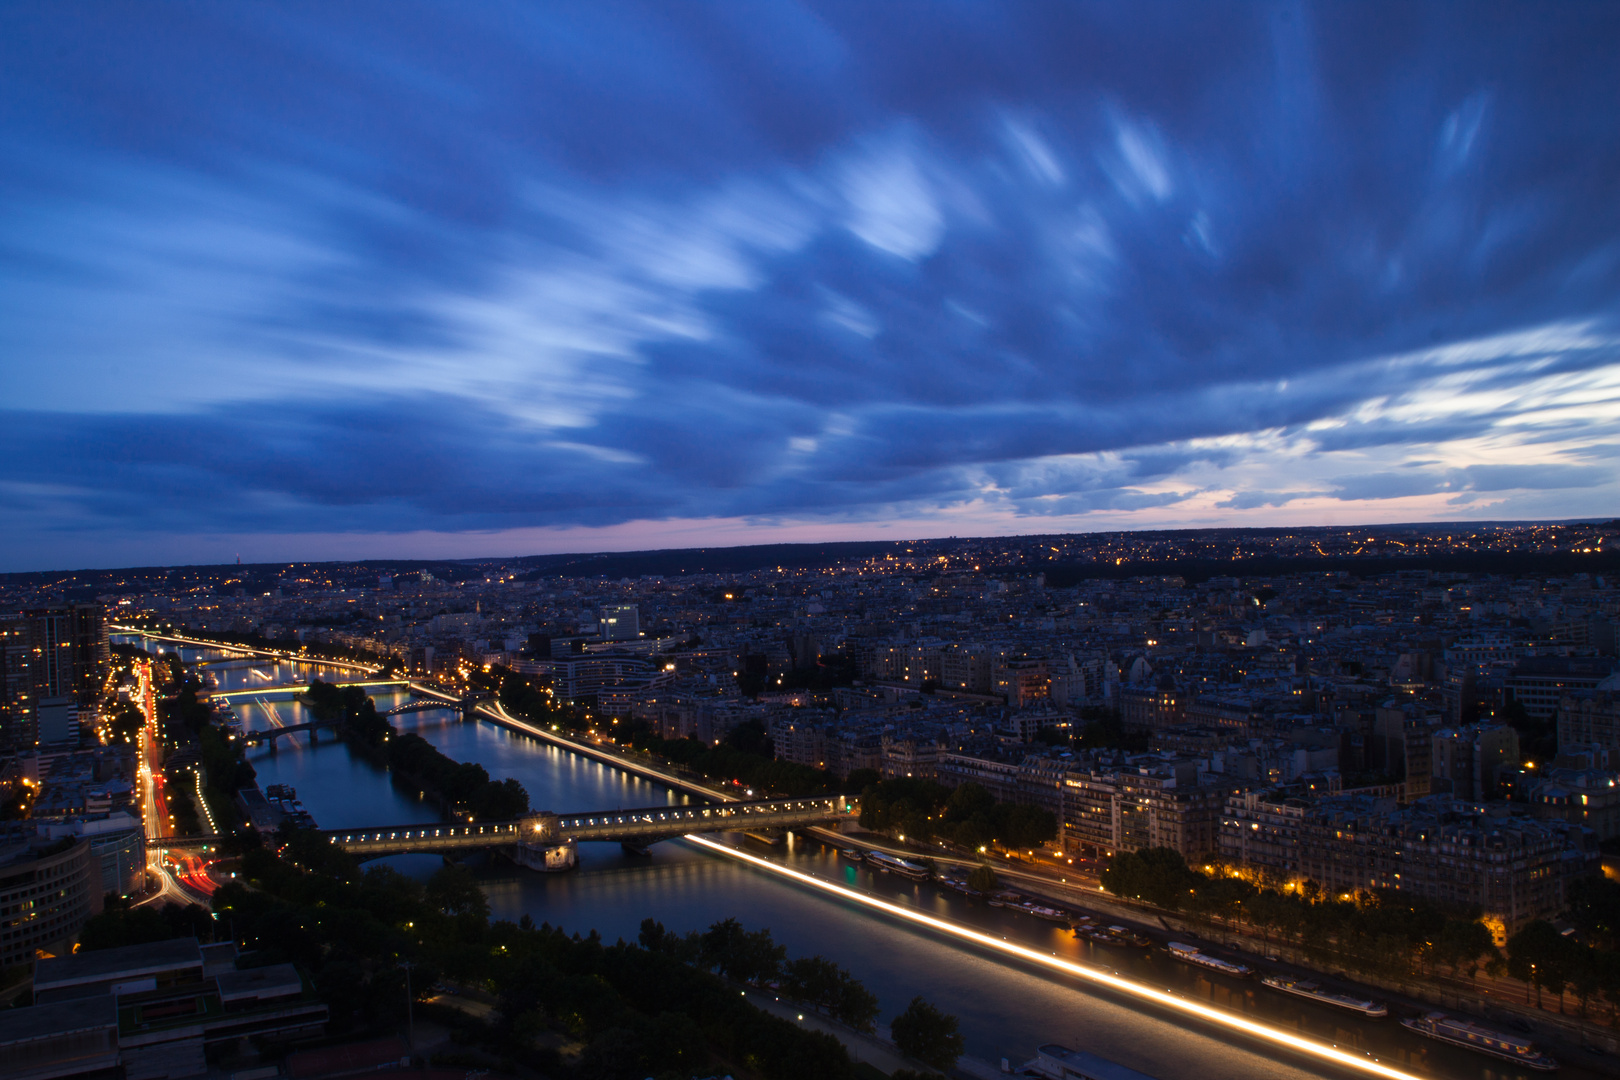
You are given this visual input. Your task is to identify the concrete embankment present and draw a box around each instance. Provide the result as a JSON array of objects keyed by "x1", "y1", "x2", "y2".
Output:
[{"x1": 467, "y1": 701, "x2": 728, "y2": 803}]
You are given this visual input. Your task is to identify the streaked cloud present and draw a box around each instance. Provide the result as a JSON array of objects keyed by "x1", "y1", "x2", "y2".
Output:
[{"x1": 0, "y1": 2, "x2": 1617, "y2": 568}]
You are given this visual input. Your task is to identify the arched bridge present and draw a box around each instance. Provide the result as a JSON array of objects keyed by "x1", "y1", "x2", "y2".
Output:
[
  {"x1": 387, "y1": 698, "x2": 469, "y2": 716},
  {"x1": 327, "y1": 795, "x2": 856, "y2": 858}
]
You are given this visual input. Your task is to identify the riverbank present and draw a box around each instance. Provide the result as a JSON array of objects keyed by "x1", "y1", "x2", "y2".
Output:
[
  {"x1": 464, "y1": 696, "x2": 1620, "y2": 1069},
  {"x1": 821, "y1": 828, "x2": 1620, "y2": 1072},
  {"x1": 472, "y1": 698, "x2": 732, "y2": 803}
]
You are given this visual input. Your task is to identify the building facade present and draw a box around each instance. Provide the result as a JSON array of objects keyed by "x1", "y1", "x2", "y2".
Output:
[
  {"x1": 1559, "y1": 690, "x2": 1620, "y2": 755},
  {"x1": 597, "y1": 604, "x2": 640, "y2": 642},
  {"x1": 1220, "y1": 791, "x2": 1582, "y2": 935},
  {"x1": 0, "y1": 836, "x2": 99, "y2": 968},
  {"x1": 0, "y1": 606, "x2": 108, "y2": 750},
  {"x1": 1061, "y1": 760, "x2": 1226, "y2": 861}
]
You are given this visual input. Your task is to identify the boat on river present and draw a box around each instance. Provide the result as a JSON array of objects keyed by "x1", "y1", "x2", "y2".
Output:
[
  {"x1": 864, "y1": 851, "x2": 931, "y2": 879},
  {"x1": 1074, "y1": 921, "x2": 1150, "y2": 948},
  {"x1": 1165, "y1": 941, "x2": 1252, "y2": 977},
  {"x1": 1400, "y1": 1011, "x2": 1559, "y2": 1071},
  {"x1": 932, "y1": 872, "x2": 985, "y2": 897},
  {"x1": 1017, "y1": 902, "x2": 1071, "y2": 923},
  {"x1": 1260, "y1": 974, "x2": 1386, "y2": 1018}
]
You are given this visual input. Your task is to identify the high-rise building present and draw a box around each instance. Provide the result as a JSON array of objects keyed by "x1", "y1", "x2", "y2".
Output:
[
  {"x1": 0, "y1": 605, "x2": 108, "y2": 750},
  {"x1": 0, "y1": 619, "x2": 29, "y2": 750},
  {"x1": 598, "y1": 604, "x2": 640, "y2": 642}
]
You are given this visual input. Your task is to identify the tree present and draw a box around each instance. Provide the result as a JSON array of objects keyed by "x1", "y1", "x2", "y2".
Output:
[
  {"x1": 1101, "y1": 847, "x2": 1194, "y2": 910},
  {"x1": 79, "y1": 898, "x2": 213, "y2": 951},
  {"x1": 890, "y1": 996, "x2": 963, "y2": 1072},
  {"x1": 967, "y1": 864, "x2": 998, "y2": 893},
  {"x1": 782, "y1": 955, "x2": 880, "y2": 1032},
  {"x1": 426, "y1": 865, "x2": 489, "y2": 921},
  {"x1": 700, "y1": 918, "x2": 785, "y2": 983},
  {"x1": 108, "y1": 703, "x2": 145, "y2": 744},
  {"x1": 1565, "y1": 875, "x2": 1620, "y2": 949},
  {"x1": 1570, "y1": 948, "x2": 1604, "y2": 1018},
  {"x1": 638, "y1": 917, "x2": 673, "y2": 954},
  {"x1": 1508, "y1": 920, "x2": 1576, "y2": 1010},
  {"x1": 1435, "y1": 918, "x2": 1496, "y2": 978},
  {"x1": 846, "y1": 768, "x2": 881, "y2": 793}
]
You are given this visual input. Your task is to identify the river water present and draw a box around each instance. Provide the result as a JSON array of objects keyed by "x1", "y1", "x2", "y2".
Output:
[{"x1": 123, "y1": 637, "x2": 1580, "y2": 1080}]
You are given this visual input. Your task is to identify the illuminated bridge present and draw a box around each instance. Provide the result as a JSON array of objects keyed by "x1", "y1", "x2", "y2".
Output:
[
  {"x1": 386, "y1": 699, "x2": 462, "y2": 716},
  {"x1": 328, "y1": 795, "x2": 856, "y2": 858},
  {"x1": 154, "y1": 796, "x2": 858, "y2": 862},
  {"x1": 213, "y1": 679, "x2": 407, "y2": 701}
]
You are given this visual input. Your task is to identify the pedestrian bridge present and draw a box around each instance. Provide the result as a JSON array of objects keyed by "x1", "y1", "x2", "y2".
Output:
[{"x1": 325, "y1": 795, "x2": 857, "y2": 858}]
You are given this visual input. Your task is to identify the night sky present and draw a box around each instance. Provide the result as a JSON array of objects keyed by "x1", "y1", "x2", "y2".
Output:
[{"x1": 3, "y1": 3, "x2": 1618, "y2": 570}]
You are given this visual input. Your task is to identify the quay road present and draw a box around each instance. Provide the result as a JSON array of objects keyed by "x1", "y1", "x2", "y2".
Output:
[{"x1": 130, "y1": 655, "x2": 199, "y2": 907}]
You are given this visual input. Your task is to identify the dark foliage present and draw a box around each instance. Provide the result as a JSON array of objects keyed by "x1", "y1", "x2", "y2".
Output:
[
  {"x1": 890, "y1": 997, "x2": 963, "y2": 1072},
  {"x1": 208, "y1": 846, "x2": 855, "y2": 1079},
  {"x1": 1102, "y1": 847, "x2": 1501, "y2": 979},
  {"x1": 626, "y1": 722, "x2": 839, "y2": 798},
  {"x1": 859, "y1": 778, "x2": 1056, "y2": 852},
  {"x1": 79, "y1": 895, "x2": 217, "y2": 952},
  {"x1": 305, "y1": 681, "x2": 528, "y2": 820}
]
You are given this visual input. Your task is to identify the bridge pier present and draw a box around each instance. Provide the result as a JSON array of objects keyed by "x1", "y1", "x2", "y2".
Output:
[{"x1": 512, "y1": 839, "x2": 577, "y2": 871}]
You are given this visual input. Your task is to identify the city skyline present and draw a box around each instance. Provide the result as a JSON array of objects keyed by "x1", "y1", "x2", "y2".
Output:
[{"x1": 3, "y1": 4, "x2": 1619, "y2": 572}]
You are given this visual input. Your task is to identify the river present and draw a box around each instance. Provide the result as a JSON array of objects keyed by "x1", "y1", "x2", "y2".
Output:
[{"x1": 120, "y1": 636, "x2": 1580, "y2": 1080}]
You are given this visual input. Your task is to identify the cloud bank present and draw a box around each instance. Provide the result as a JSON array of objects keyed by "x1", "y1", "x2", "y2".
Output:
[{"x1": 1, "y1": 3, "x2": 1618, "y2": 568}]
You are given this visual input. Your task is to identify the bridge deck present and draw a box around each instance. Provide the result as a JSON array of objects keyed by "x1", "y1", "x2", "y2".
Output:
[
  {"x1": 213, "y1": 679, "x2": 406, "y2": 701},
  {"x1": 240, "y1": 720, "x2": 340, "y2": 744},
  {"x1": 326, "y1": 796, "x2": 854, "y2": 856},
  {"x1": 152, "y1": 796, "x2": 857, "y2": 860}
]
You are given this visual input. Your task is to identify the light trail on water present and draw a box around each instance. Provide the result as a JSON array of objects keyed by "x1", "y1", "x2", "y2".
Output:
[{"x1": 686, "y1": 835, "x2": 1423, "y2": 1080}]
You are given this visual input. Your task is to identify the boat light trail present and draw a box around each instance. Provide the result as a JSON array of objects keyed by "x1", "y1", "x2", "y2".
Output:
[{"x1": 686, "y1": 835, "x2": 1422, "y2": 1080}]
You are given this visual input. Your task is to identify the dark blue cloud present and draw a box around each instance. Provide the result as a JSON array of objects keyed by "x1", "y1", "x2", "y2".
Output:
[{"x1": 2, "y1": 2, "x2": 1619, "y2": 566}]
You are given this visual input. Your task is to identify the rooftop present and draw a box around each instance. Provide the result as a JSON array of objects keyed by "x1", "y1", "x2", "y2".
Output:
[
  {"x1": 216, "y1": 963, "x2": 303, "y2": 1004},
  {"x1": 0, "y1": 994, "x2": 117, "y2": 1047},
  {"x1": 34, "y1": 937, "x2": 204, "y2": 992}
]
